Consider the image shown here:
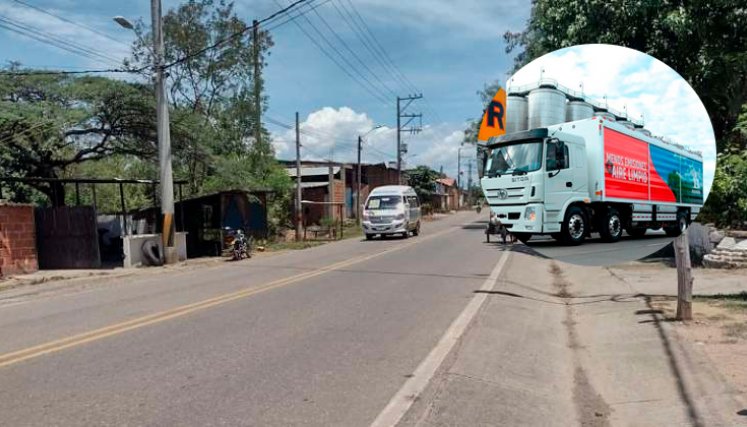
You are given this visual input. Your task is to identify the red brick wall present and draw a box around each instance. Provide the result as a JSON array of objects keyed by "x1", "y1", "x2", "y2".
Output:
[{"x1": 0, "y1": 204, "x2": 38, "y2": 277}]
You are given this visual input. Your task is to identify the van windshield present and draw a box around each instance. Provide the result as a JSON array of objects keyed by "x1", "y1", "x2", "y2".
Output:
[
  {"x1": 486, "y1": 140, "x2": 543, "y2": 177},
  {"x1": 366, "y1": 195, "x2": 403, "y2": 210}
]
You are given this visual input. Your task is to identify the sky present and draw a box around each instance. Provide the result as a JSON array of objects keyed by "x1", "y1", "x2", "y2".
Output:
[
  {"x1": 0, "y1": 1, "x2": 716, "y2": 199},
  {"x1": 507, "y1": 44, "x2": 717, "y2": 198},
  {"x1": 0, "y1": 0, "x2": 529, "y2": 186}
]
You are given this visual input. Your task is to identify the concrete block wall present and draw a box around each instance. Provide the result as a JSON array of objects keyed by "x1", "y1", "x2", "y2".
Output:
[{"x1": 0, "y1": 203, "x2": 38, "y2": 276}]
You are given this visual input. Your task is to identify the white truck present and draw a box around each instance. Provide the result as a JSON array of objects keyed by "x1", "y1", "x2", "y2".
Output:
[{"x1": 478, "y1": 117, "x2": 704, "y2": 245}]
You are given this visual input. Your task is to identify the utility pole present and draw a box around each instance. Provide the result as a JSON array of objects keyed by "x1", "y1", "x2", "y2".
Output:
[
  {"x1": 396, "y1": 94, "x2": 423, "y2": 184},
  {"x1": 152, "y1": 0, "x2": 176, "y2": 264},
  {"x1": 295, "y1": 112, "x2": 302, "y2": 241},
  {"x1": 252, "y1": 20, "x2": 262, "y2": 163},
  {"x1": 457, "y1": 147, "x2": 462, "y2": 190},
  {"x1": 467, "y1": 161, "x2": 473, "y2": 206},
  {"x1": 357, "y1": 135, "x2": 362, "y2": 224},
  {"x1": 675, "y1": 231, "x2": 693, "y2": 320}
]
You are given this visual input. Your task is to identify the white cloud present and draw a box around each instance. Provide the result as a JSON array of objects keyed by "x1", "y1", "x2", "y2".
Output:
[
  {"x1": 506, "y1": 44, "x2": 717, "y2": 199},
  {"x1": 271, "y1": 106, "x2": 473, "y2": 179}
]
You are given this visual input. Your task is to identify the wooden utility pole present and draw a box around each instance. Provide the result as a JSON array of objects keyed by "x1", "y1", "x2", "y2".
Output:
[
  {"x1": 675, "y1": 230, "x2": 693, "y2": 320},
  {"x1": 295, "y1": 112, "x2": 302, "y2": 241}
]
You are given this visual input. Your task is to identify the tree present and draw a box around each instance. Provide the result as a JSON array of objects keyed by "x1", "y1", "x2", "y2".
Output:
[
  {"x1": 0, "y1": 72, "x2": 157, "y2": 206},
  {"x1": 407, "y1": 165, "x2": 442, "y2": 201},
  {"x1": 127, "y1": 0, "x2": 282, "y2": 198},
  {"x1": 501, "y1": 0, "x2": 747, "y2": 226}
]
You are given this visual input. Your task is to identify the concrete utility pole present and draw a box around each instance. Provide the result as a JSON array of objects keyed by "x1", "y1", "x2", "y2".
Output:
[
  {"x1": 295, "y1": 112, "x2": 302, "y2": 241},
  {"x1": 328, "y1": 162, "x2": 334, "y2": 219},
  {"x1": 675, "y1": 231, "x2": 693, "y2": 320},
  {"x1": 357, "y1": 135, "x2": 362, "y2": 224},
  {"x1": 152, "y1": 0, "x2": 176, "y2": 264},
  {"x1": 457, "y1": 146, "x2": 462, "y2": 190},
  {"x1": 396, "y1": 94, "x2": 422, "y2": 184},
  {"x1": 252, "y1": 20, "x2": 262, "y2": 161}
]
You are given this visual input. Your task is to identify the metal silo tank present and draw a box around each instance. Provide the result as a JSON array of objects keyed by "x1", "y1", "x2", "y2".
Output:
[
  {"x1": 596, "y1": 112, "x2": 616, "y2": 122},
  {"x1": 566, "y1": 100, "x2": 594, "y2": 121},
  {"x1": 527, "y1": 88, "x2": 566, "y2": 129},
  {"x1": 506, "y1": 95, "x2": 528, "y2": 133}
]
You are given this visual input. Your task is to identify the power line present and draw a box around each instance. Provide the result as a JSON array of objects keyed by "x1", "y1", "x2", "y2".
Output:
[
  {"x1": 338, "y1": 0, "x2": 444, "y2": 124},
  {"x1": 0, "y1": 14, "x2": 123, "y2": 67},
  {"x1": 264, "y1": 0, "x2": 332, "y2": 32},
  {"x1": 163, "y1": 0, "x2": 313, "y2": 70},
  {"x1": 270, "y1": 0, "x2": 391, "y2": 106},
  {"x1": 306, "y1": 3, "x2": 398, "y2": 98},
  {"x1": 0, "y1": 0, "x2": 315, "y2": 77},
  {"x1": 0, "y1": 66, "x2": 147, "y2": 76},
  {"x1": 10, "y1": 0, "x2": 130, "y2": 47}
]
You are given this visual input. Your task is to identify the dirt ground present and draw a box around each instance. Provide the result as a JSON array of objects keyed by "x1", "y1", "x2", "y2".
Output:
[{"x1": 651, "y1": 295, "x2": 747, "y2": 395}]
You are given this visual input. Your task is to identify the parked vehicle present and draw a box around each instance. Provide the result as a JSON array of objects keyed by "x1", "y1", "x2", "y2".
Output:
[
  {"x1": 479, "y1": 117, "x2": 704, "y2": 245},
  {"x1": 362, "y1": 185, "x2": 422, "y2": 240},
  {"x1": 224, "y1": 227, "x2": 252, "y2": 260}
]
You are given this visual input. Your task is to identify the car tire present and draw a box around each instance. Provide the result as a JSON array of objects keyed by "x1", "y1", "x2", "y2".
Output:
[
  {"x1": 561, "y1": 206, "x2": 587, "y2": 245},
  {"x1": 413, "y1": 222, "x2": 420, "y2": 236},
  {"x1": 365, "y1": 233, "x2": 374, "y2": 240},
  {"x1": 599, "y1": 207, "x2": 623, "y2": 243}
]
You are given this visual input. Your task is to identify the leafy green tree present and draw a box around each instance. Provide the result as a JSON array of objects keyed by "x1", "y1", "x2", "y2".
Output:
[
  {"x1": 0, "y1": 72, "x2": 156, "y2": 206},
  {"x1": 407, "y1": 165, "x2": 442, "y2": 201},
  {"x1": 128, "y1": 0, "x2": 277, "y2": 191}
]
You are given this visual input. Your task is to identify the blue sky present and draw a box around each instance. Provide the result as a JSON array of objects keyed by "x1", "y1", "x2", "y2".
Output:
[{"x1": 0, "y1": 0, "x2": 531, "y2": 184}]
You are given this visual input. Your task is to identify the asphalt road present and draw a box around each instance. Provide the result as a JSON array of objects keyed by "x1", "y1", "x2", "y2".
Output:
[
  {"x1": 524, "y1": 229, "x2": 673, "y2": 266},
  {"x1": 0, "y1": 211, "x2": 510, "y2": 426}
]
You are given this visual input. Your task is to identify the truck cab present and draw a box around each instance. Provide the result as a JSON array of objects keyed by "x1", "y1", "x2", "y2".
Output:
[{"x1": 480, "y1": 128, "x2": 589, "y2": 243}]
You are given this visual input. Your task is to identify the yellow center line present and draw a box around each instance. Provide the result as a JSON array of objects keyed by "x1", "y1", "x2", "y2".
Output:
[{"x1": 0, "y1": 225, "x2": 459, "y2": 369}]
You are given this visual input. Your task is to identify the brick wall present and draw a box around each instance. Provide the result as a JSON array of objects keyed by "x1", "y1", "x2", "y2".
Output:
[{"x1": 0, "y1": 204, "x2": 38, "y2": 277}]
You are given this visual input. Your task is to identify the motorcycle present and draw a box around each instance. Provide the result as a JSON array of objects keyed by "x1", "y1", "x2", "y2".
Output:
[{"x1": 224, "y1": 228, "x2": 252, "y2": 260}]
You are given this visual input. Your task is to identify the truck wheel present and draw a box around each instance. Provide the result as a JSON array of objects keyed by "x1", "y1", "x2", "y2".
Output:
[
  {"x1": 664, "y1": 212, "x2": 688, "y2": 237},
  {"x1": 561, "y1": 206, "x2": 587, "y2": 245},
  {"x1": 599, "y1": 207, "x2": 623, "y2": 243},
  {"x1": 513, "y1": 232, "x2": 531, "y2": 243}
]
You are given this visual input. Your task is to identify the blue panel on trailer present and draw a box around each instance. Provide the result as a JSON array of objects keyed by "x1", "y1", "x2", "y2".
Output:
[{"x1": 679, "y1": 156, "x2": 704, "y2": 205}]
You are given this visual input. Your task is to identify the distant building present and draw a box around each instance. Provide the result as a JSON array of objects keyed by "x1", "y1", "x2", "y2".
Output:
[{"x1": 280, "y1": 160, "x2": 399, "y2": 225}]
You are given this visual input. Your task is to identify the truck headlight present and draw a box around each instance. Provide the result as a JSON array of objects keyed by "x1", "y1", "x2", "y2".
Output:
[
  {"x1": 362, "y1": 212, "x2": 370, "y2": 221},
  {"x1": 525, "y1": 207, "x2": 536, "y2": 221}
]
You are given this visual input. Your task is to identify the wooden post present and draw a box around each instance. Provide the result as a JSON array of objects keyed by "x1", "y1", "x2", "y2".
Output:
[{"x1": 675, "y1": 230, "x2": 693, "y2": 321}]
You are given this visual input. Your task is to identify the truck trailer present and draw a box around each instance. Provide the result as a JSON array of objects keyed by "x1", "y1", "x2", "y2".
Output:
[{"x1": 479, "y1": 116, "x2": 704, "y2": 245}]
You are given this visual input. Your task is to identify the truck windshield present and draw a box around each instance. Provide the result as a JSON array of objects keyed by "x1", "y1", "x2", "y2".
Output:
[
  {"x1": 486, "y1": 141, "x2": 543, "y2": 177},
  {"x1": 366, "y1": 195, "x2": 403, "y2": 210}
]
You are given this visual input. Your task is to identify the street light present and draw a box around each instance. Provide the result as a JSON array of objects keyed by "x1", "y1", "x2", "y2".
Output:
[
  {"x1": 113, "y1": 3, "x2": 177, "y2": 264},
  {"x1": 113, "y1": 16, "x2": 134, "y2": 30},
  {"x1": 357, "y1": 125, "x2": 384, "y2": 224}
]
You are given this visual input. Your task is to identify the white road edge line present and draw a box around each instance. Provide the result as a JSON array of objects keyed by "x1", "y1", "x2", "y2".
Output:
[{"x1": 369, "y1": 249, "x2": 511, "y2": 427}]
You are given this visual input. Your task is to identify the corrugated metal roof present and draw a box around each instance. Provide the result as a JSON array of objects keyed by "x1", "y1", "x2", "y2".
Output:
[
  {"x1": 300, "y1": 181, "x2": 329, "y2": 189},
  {"x1": 286, "y1": 167, "x2": 341, "y2": 177}
]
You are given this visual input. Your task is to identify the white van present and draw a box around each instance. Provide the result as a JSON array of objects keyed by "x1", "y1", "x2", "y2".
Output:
[{"x1": 362, "y1": 185, "x2": 422, "y2": 240}]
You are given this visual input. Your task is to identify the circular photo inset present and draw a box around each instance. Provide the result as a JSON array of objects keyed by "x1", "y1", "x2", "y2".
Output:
[{"x1": 478, "y1": 44, "x2": 716, "y2": 266}]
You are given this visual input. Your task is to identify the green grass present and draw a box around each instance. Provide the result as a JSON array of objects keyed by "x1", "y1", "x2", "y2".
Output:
[{"x1": 266, "y1": 241, "x2": 325, "y2": 251}]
